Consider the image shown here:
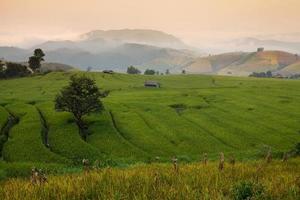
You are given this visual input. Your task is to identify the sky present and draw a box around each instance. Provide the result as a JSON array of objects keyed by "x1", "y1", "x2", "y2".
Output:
[{"x1": 1, "y1": 0, "x2": 300, "y2": 47}]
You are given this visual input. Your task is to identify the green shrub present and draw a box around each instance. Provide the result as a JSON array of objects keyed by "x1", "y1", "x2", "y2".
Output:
[{"x1": 232, "y1": 181, "x2": 265, "y2": 200}]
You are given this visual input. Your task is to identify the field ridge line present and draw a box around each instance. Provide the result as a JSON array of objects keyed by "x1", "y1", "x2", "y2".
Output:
[{"x1": 108, "y1": 110, "x2": 150, "y2": 156}]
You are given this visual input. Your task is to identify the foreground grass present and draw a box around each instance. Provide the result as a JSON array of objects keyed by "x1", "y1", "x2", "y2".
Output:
[{"x1": 0, "y1": 159, "x2": 299, "y2": 200}]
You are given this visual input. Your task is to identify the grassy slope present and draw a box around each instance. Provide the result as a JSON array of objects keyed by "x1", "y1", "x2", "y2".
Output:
[
  {"x1": 278, "y1": 61, "x2": 300, "y2": 75},
  {"x1": 2, "y1": 103, "x2": 68, "y2": 163},
  {"x1": 0, "y1": 106, "x2": 9, "y2": 131},
  {"x1": 219, "y1": 51, "x2": 299, "y2": 76},
  {"x1": 0, "y1": 72, "x2": 299, "y2": 163},
  {"x1": 37, "y1": 102, "x2": 102, "y2": 164}
]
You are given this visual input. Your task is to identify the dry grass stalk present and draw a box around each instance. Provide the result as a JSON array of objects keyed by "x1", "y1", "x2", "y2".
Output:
[
  {"x1": 172, "y1": 157, "x2": 179, "y2": 173},
  {"x1": 155, "y1": 156, "x2": 160, "y2": 162},
  {"x1": 265, "y1": 150, "x2": 272, "y2": 163},
  {"x1": 219, "y1": 152, "x2": 225, "y2": 171},
  {"x1": 30, "y1": 168, "x2": 47, "y2": 185},
  {"x1": 203, "y1": 153, "x2": 208, "y2": 165},
  {"x1": 82, "y1": 159, "x2": 90, "y2": 172},
  {"x1": 229, "y1": 155, "x2": 235, "y2": 166},
  {"x1": 93, "y1": 160, "x2": 101, "y2": 170},
  {"x1": 282, "y1": 153, "x2": 288, "y2": 162}
]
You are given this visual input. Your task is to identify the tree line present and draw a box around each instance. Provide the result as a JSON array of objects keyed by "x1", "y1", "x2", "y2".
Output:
[
  {"x1": 127, "y1": 66, "x2": 186, "y2": 75},
  {"x1": 0, "y1": 49, "x2": 45, "y2": 79}
]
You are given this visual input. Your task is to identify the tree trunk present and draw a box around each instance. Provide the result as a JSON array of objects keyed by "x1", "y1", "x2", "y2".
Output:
[{"x1": 75, "y1": 117, "x2": 87, "y2": 141}]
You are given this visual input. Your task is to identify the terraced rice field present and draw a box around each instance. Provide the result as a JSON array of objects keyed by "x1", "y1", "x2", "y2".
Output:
[{"x1": 0, "y1": 72, "x2": 299, "y2": 164}]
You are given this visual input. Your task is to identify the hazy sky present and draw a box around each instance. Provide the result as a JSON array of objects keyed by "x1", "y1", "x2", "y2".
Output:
[{"x1": 1, "y1": 0, "x2": 300, "y2": 47}]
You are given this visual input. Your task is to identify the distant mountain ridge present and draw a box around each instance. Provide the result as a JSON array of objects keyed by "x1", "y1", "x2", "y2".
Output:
[
  {"x1": 227, "y1": 37, "x2": 300, "y2": 54},
  {"x1": 33, "y1": 29, "x2": 190, "y2": 53},
  {"x1": 184, "y1": 50, "x2": 300, "y2": 76},
  {"x1": 79, "y1": 29, "x2": 188, "y2": 49},
  {"x1": 1, "y1": 29, "x2": 300, "y2": 76}
]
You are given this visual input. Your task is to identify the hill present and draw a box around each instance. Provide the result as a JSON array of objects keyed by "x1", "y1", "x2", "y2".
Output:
[
  {"x1": 78, "y1": 29, "x2": 188, "y2": 49},
  {"x1": 277, "y1": 61, "x2": 300, "y2": 76},
  {"x1": 0, "y1": 43, "x2": 194, "y2": 72},
  {"x1": 184, "y1": 50, "x2": 300, "y2": 76},
  {"x1": 183, "y1": 52, "x2": 248, "y2": 74},
  {"x1": 0, "y1": 72, "x2": 299, "y2": 165},
  {"x1": 231, "y1": 37, "x2": 300, "y2": 53}
]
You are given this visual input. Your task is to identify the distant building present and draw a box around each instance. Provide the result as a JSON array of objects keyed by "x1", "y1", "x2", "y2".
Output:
[
  {"x1": 144, "y1": 81, "x2": 160, "y2": 88},
  {"x1": 102, "y1": 70, "x2": 114, "y2": 74},
  {"x1": 273, "y1": 74, "x2": 284, "y2": 79},
  {"x1": 257, "y1": 47, "x2": 264, "y2": 52}
]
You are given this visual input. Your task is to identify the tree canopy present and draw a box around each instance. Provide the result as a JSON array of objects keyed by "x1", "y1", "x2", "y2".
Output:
[
  {"x1": 0, "y1": 62, "x2": 30, "y2": 79},
  {"x1": 127, "y1": 66, "x2": 141, "y2": 74},
  {"x1": 55, "y1": 75, "x2": 103, "y2": 141},
  {"x1": 144, "y1": 69, "x2": 156, "y2": 75},
  {"x1": 28, "y1": 49, "x2": 45, "y2": 72}
]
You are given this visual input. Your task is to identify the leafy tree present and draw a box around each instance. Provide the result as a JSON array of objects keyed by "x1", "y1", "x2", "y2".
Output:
[
  {"x1": 249, "y1": 71, "x2": 273, "y2": 78},
  {"x1": 165, "y1": 69, "x2": 170, "y2": 75},
  {"x1": 0, "y1": 61, "x2": 4, "y2": 78},
  {"x1": 127, "y1": 66, "x2": 141, "y2": 74},
  {"x1": 86, "y1": 66, "x2": 92, "y2": 72},
  {"x1": 2, "y1": 62, "x2": 30, "y2": 78},
  {"x1": 266, "y1": 71, "x2": 272, "y2": 78},
  {"x1": 182, "y1": 70, "x2": 186, "y2": 74},
  {"x1": 295, "y1": 143, "x2": 300, "y2": 155},
  {"x1": 55, "y1": 75, "x2": 103, "y2": 141},
  {"x1": 144, "y1": 69, "x2": 156, "y2": 75},
  {"x1": 28, "y1": 48, "x2": 45, "y2": 72}
]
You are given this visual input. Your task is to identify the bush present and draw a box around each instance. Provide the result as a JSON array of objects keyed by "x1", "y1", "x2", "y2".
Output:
[
  {"x1": 2, "y1": 62, "x2": 31, "y2": 78},
  {"x1": 232, "y1": 181, "x2": 265, "y2": 200},
  {"x1": 144, "y1": 69, "x2": 156, "y2": 75},
  {"x1": 127, "y1": 66, "x2": 141, "y2": 74},
  {"x1": 295, "y1": 143, "x2": 300, "y2": 155}
]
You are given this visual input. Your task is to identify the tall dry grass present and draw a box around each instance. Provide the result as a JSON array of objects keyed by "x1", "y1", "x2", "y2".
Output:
[{"x1": 0, "y1": 159, "x2": 299, "y2": 200}]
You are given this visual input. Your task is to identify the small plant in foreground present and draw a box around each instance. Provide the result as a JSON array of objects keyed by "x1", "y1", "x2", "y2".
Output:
[
  {"x1": 219, "y1": 152, "x2": 225, "y2": 171},
  {"x1": 203, "y1": 153, "x2": 208, "y2": 165},
  {"x1": 232, "y1": 181, "x2": 265, "y2": 200}
]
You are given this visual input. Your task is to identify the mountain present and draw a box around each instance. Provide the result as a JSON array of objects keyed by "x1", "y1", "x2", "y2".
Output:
[
  {"x1": 33, "y1": 29, "x2": 190, "y2": 53},
  {"x1": 2, "y1": 29, "x2": 300, "y2": 75},
  {"x1": 43, "y1": 43, "x2": 194, "y2": 72},
  {"x1": 183, "y1": 52, "x2": 247, "y2": 74},
  {"x1": 0, "y1": 47, "x2": 31, "y2": 62},
  {"x1": 3, "y1": 29, "x2": 193, "y2": 72},
  {"x1": 1, "y1": 29, "x2": 195, "y2": 72},
  {"x1": 79, "y1": 29, "x2": 188, "y2": 49},
  {"x1": 277, "y1": 61, "x2": 300, "y2": 76},
  {"x1": 184, "y1": 50, "x2": 300, "y2": 76}
]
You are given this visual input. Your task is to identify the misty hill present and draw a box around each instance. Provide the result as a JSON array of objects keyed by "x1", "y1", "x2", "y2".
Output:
[
  {"x1": 0, "y1": 43, "x2": 194, "y2": 72},
  {"x1": 230, "y1": 37, "x2": 300, "y2": 53},
  {"x1": 33, "y1": 29, "x2": 189, "y2": 53},
  {"x1": 0, "y1": 29, "x2": 195, "y2": 72},
  {"x1": 79, "y1": 29, "x2": 188, "y2": 49},
  {"x1": 184, "y1": 50, "x2": 300, "y2": 76}
]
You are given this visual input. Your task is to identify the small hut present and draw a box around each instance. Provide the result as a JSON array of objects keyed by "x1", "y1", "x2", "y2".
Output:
[
  {"x1": 144, "y1": 81, "x2": 160, "y2": 88},
  {"x1": 103, "y1": 70, "x2": 114, "y2": 74},
  {"x1": 257, "y1": 47, "x2": 264, "y2": 52}
]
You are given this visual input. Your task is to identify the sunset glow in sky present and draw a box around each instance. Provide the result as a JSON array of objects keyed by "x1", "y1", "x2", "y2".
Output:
[{"x1": 1, "y1": 0, "x2": 300, "y2": 47}]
